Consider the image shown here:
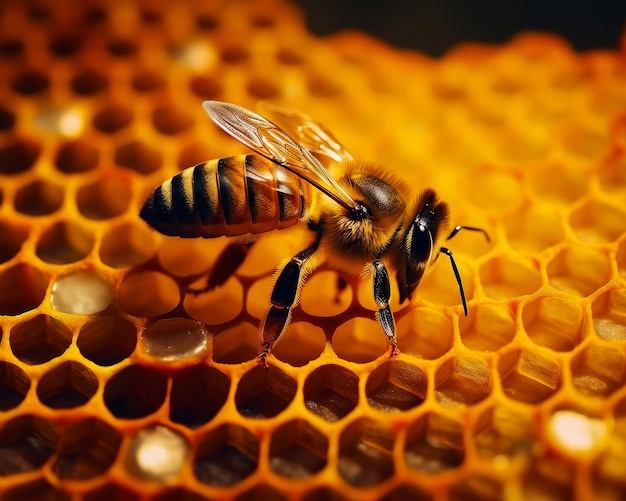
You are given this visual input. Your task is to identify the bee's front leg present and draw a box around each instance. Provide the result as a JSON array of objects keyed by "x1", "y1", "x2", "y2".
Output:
[
  {"x1": 259, "y1": 235, "x2": 321, "y2": 368},
  {"x1": 372, "y1": 260, "x2": 398, "y2": 356}
]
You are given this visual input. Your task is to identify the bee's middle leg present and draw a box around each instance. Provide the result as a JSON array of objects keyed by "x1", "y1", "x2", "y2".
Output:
[
  {"x1": 259, "y1": 235, "x2": 321, "y2": 367},
  {"x1": 372, "y1": 260, "x2": 398, "y2": 356},
  {"x1": 188, "y1": 241, "x2": 255, "y2": 294}
]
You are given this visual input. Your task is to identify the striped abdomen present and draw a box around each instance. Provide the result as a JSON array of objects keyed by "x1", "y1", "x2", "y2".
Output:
[{"x1": 140, "y1": 155, "x2": 309, "y2": 238}]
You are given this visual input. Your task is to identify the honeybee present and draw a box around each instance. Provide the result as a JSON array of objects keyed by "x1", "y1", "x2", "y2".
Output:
[{"x1": 140, "y1": 101, "x2": 488, "y2": 366}]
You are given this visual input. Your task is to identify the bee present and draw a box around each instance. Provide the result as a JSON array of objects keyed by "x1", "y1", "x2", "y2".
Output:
[{"x1": 140, "y1": 101, "x2": 488, "y2": 366}]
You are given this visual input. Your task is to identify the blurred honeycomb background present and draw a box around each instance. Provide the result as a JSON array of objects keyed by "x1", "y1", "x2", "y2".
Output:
[{"x1": 0, "y1": 0, "x2": 625, "y2": 499}]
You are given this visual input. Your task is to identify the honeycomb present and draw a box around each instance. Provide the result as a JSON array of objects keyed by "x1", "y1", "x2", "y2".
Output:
[{"x1": 0, "y1": 0, "x2": 625, "y2": 499}]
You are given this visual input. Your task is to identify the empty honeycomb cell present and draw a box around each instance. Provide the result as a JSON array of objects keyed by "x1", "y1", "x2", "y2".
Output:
[
  {"x1": 459, "y1": 304, "x2": 516, "y2": 351},
  {"x1": 303, "y1": 488, "x2": 349, "y2": 501},
  {"x1": 237, "y1": 230, "x2": 310, "y2": 278},
  {"x1": 10, "y1": 314, "x2": 72, "y2": 365},
  {"x1": 522, "y1": 458, "x2": 575, "y2": 501},
  {"x1": 0, "y1": 263, "x2": 47, "y2": 315},
  {"x1": 269, "y1": 419, "x2": 328, "y2": 479},
  {"x1": 132, "y1": 69, "x2": 167, "y2": 93},
  {"x1": 0, "y1": 219, "x2": 29, "y2": 263},
  {"x1": 569, "y1": 198, "x2": 626, "y2": 243},
  {"x1": 398, "y1": 307, "x2": 454, "y2": 360},
  {"x1": 381, "y1": 485, "x2": 432, "y2": 501},
  {"x1": 194, "y1": 424, "x2": 258, "y2": 486},
  {"x1": 522, "y1": 296, "x2": 585, "y2": 351},
  {"x1": 528, "y1": 163, "x2": 588, "y2": 204},
  {"x1": 418, "y1": 258, "x2": 477, "y2": 313},
  {"x1": 189, "y1": 75, "x2": 223, "y2": 99},
  {"x1": 157, "y1": 237, "x2": 229, "y2": 278},
  {"x1": 332, "y1": 317, "x2": 389, "y2": 363},
  {"x1": 273, "y1": 322, "x2": 326, "y2": 367},
  {"x1": 276, "y1": 47, "x2": 305, "y2": 65},
  {"x1": 247, "y1": 77, "x2": 281, "y2": 99},
  {"x1": 0, "y1": 38, "x2": 23, "y2": 58},
  {"x1": 498, "y1": 349, "x2": 561, "y2": 403},
  {"x1": 53, "y1": 418, "x2": 121, "y2": 479},
  {"x1": 170, "y1": 364, "x2": 229, "y2": 428},
  {"x1": 591, "y1": 287, "x2": 626, "y2": 341},
  {"x1": 559, "y1": 122, "x2": 611, "y2": 162},
  {"x1": 118, "y1": 271, "x2": 179, "y2": 317},
  {"x1": 434, "y1": 356, "x2": 491, "y2": 407},
  {"x1": 104, "y1": 365, "x2": 167, "y2": 419},
  {"x1": 597, "y1": 154, "x2": 626, "y2": 194},
  {"x1": 503, "y1": 205, "x2": 565, "y2": 252},
  {"x1": 236, "y1": 485, "x2": 287, "y2": 501},
  {"x1": 36, "y1": 220, "x2": 94, "y2": 264},
  {"x1": 48, "y1": 34, "x2": 81, "y2": 58},
  {"x1": 70, "y1": 68, "x2": 109, "y2": 95},
  {"x1": 77, "y1": 315, "x2": 137, "y2": 366},
  {"x1": 571, "y1": 343, "x2": 626, "y2": 396},
  {"x1": 92, "y1": 104, "x2": 134, "y2": 134},
  {"x1": 0, "y1": 414, "x2": 57, "y2": 475},
  {"x1": 184, "y1": 275, "x2": 243, "y2": 324},
  {"x1": 140, "y1": 317, "x2": 208, "y2": 364},
  {"x1": 546, "y1": 245, "x2": 611, "y2": 297},
  {"x1": 125, "y1": 426, "x2": 188, "y2": 481},
  {"x1": 152, "y1": 105, "x2": 194, "y2": 135},
  {"x1": 114, "y1": 139, "x2": 163, "y2": 174},
  {"x1": 0, "y1": 361, "x2": 30, "y2": 410},
  {"x1": 37, "y1": 361, "x2": 98, "y2": 409},
  {"x1": 212, "y1": 322, "x2": 259, "y2": 364},
  {"x1": 0, "y1": 105, "x2": 15, "y2": 130},
  {"x1": 83, "y1": 484, "x2": 140, "y2": 501},
  {"x1": 450, "y1": 474, "x2": 504, "y2": 501},
  {"x1": 4, "y1": 479, "x2": 69, "y2": 501},
  {"x1": 177, "y1": 141, "x2": 214, "y2": 170},
  {"x1": 14, "y1": 178, "x2": 64, "y2": 215},
  {"x1": 235, "y1": 365, "x2": 297, "y2": 418},
  {"x1": 11, "y1": 69, "x2": 50, "y2": 95},
  {"x1": 479, "y1": 254, "x2": 542, "y2": 299},
  {"x1": 303, "y1": 364, "x2": 358, "y2": 422},
  {"x1": 107, "y1": 38, "x2": 138, "y2": 57},
  {"x1": 100, "y1": 221, "x2": 157, "y2": 268},
  {"x1": 301, "y1": 270, "x2": 352, "y2": 317},
  {"x1": 220, "y1": 45, "x2": 250, "y2": 64},
  {"x1": 473, "y1": 405, "x2": 535, "y2": 462},
  {"x1": 55, "y1": 138, "x2": 99, "y2": 173},
  {"x1": 337, "y1": 418, "x2": 394, "y2": 486},
  {"x1": 0, "y1": 137, "x2": 42, "y2": 174},
  {"x1": 50, "y1": 270, "x2": 114, "y2": 315},
  {"x1": 547, "y1": 409, "x2": 608, "y2": 454},
  {"x1": 365, "y1": 360, "x2": 426, "y2": 412},
  {"x1": 468, "y1": 171, "x2": 525, "y2": 212},
  {"x1": 76, "y1": 176, "x2": 132, "y2": 219},
  {"x1": 403, "y1": 412, "x2": 465, "y2": 473}
]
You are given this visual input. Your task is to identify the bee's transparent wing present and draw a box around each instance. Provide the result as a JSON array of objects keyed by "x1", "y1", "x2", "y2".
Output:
[
  {"x1": 259, "y1": 102, "x2": 354, "y2": 163},
  {"x1": 203, "y1": 101, "x2": 357, "y2": 211}
]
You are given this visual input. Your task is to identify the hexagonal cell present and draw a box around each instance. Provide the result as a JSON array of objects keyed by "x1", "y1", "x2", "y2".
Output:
[
  {"x1": 0, "y1": 414, "x2": 58, "y2": 475},
  {"x1": 99, "y1": 221, "x2": 157, "y2": 268},
  {"x1": 184, "y1": 275, "x2": 244, "y2": 325},
  {"x1": 0, "y1": 263, "x2": 47, "y2": 315},
  {"x1": 303, "y1": 364, "x2": 358, "y2": 421},
  {"x1": 474, "y1": 405, "x2": 535, "y2": 461},
  {"x1": 107, "y1": 38, "x2": 138, "y2": 57},
  {"x1": 522, "y1": 457, "x2": 575, "y2": 501},
  {"x1": 84, "y1": 483, "x2": 140, "y2": 501},
  {"x1": 118, "y1": 271, "x2": 180, "y2": 317},
  {"x1": 11, "y1": 70, "x2": 50, "y2": 95},
  {"x1": 235, "y1": 485, "x2": 287, "y2": 501},
  {"x1": 404, "y1": 412, "x2": 465, "y2": 473},
  {"x1": 571, "y1": 343, "x2": 625, "y2": 396},
  {"x1": 569, "y1": 198, "x2": 626, "y2": 243},
  {"x1": 103, "y1": 365, "x2": 167, "y2": 419},
  {"x1": 467, "y1": 171, "x2": 525, "y2": 213},
  {"x1": 55, "y1": 138, "x2": 99, "y2": 173},
  {"x1": 528, "y1": 162, "x2": 588, "y2": 204},
  {"x1": 498, "y1": 348, "x2": 561, "y2": 403},
  {"x1": 48, "y1": 34, "x2": 80, "y2": 57},
  {"x1": 338, "y1": 418, "x2": 394, "y2": 487},
  {"x1": 0, "y1": 219, "x2": 29, "y2": 264},
  {"x1": 332, "y1": 317, "x2": 389, "y2": 363},
  {"x1": 37, "y1": 361, "x2": 98, "y2": 409},
  {"x1": 76, "y1": 176, "x2": 132, "y2": 219},
  {"x1": 434, "y1": 356, "x2": 491, "y2": 407},
  {"x1": 559, "y1": 121, "x2": 611, "y2": 162},
  {"x1": 301, "y1": 270, "x2": 353, "y2": 318},
  {"x1": 366, "y1": 360, "x2": 426, "y2": 412},
  {"x1": 14, "y1": 179, "x2": 64, "y2": 215},
  {"x1": 10, "y1": 314, "x2": 72, "y2": 365},
  {"x1": 131, "y1": 69, "x2": 167, "y2": 92},
  {"x1": 4, "y1": 479, "x2": 70, "y2": 501},
  {"x1": 380, "y1": 484, "x2": 432, "y2": 501},
  {"x1": 450, "y1": 474, "x2": 504, "y2": 501},
  {"x1": 77, "y1": 315, "x2": 137, "y2": 366},
  {"x1": 302, "y1": 488, "x2": 349, "y2": 501},
  {"x1": 152, "y1": 105, "x2": 194, "y2": 135},
  {"x1": 546, "y1": 245, "x2": 611, "y2": 297},
  {"x1": 114, "y1": 139, "x2": 162, "y2": 174},
  {"x1": 50, "y1": 271, "x2": 114, "y2": 315},
  {"x1": 273, "y1": 322, "x2": 326, "y2": 367},
  {"x1": 459, "y1": 303, "x2": 516, "y2": 351},
  {"x1": 125, "y1": 426, "x2": 189, "y2": 482},
  {"x1": 170, "y1": 365, "x2": 229, "y2": 428},
  {"x1": 597, "y1": 153, "x2": 626, "y2": 194},
  {"x1": 479, "y1": 254, "x2": 542, "y2": 299},
  {"x1": 592, "y1": 287, "x2": 626, "y2": 341},
  {"x1": 194, "y1": 424, "x2": 258, "y2": 486},
  {"x1": 70, "y1": 68, "x2": 109, "y2": 95},
  {"x1": 269, "y1": 419, "x2": 327, "y2": 479},
  {"x1": 92, "y1": 104, "x2": 133, "y2": 134},
  {"x1": 53, "y1": 418, "x2": 122, "y2": 479},
  {"x1": 522, "y1": 296, "x2": 586, "y2": 351},
  {"x1": 0, "y1": 361, "x2": 30, "y2": 410},
  {"x1": 0, "y1": 137, "x2": 42, "y2": 174},
  {"x1": 398, "y1": 307, "x2": 454, "y2": 359},
  {"x1": 418, "y1": 257, "x2": 477, "y2": 313},
  {"x1": 235, "y1": 365, "x2": 297, "y2": 418},
  {"x1": 189, "y1": 75, "x2": 223, "y2": 99},
  {"x1": 35, "y1": 220, "x2": 94, "y2": 264},
  {"x1": 212, "y1": 321, "x2": 259, "y2": 364},
  {"x1": 153, "y1": 489, "x2": 207, "y2": 501},
  {"x1": 503, "y1": 205, "x2": 565, "y2": 253}
]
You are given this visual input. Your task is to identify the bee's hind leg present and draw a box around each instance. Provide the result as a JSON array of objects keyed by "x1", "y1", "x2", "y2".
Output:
[
  {"x1": 188, "y1": 241, "x2": 255, "y2": 295},
  {"x1": 259, "y1": 234, "x2": 321, "y2": 368},
  {"x1": 372, "y1": 260, "x2": 398, "y2": 356}
]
